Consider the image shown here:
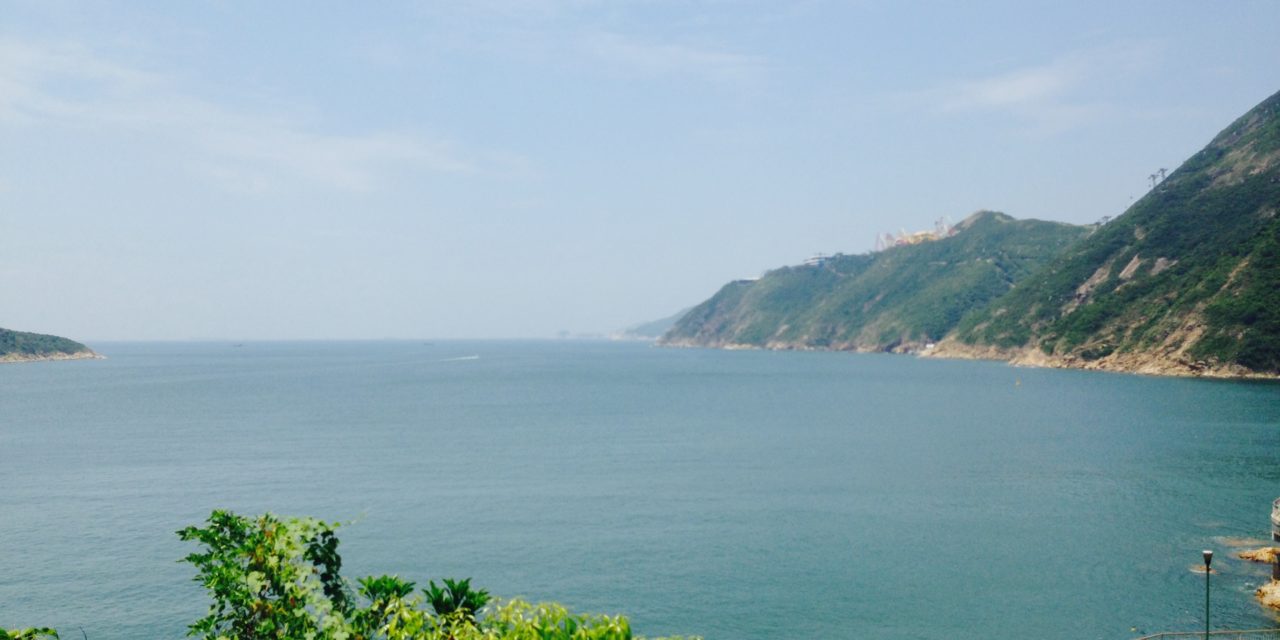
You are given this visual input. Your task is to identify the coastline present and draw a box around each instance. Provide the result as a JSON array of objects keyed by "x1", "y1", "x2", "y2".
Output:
[
  {"x1": 0, "y1": 350, "x2": 104, "y2": 364},
  {"x1": 658, "y1": 338, "x2": 1280, "y2": 381},
  {"x1": 658, "y1": 336, "x2": 933, "y2": 354},
  {"x1": 925, "y1": 337, "x2": 1280, "y2": 380}
]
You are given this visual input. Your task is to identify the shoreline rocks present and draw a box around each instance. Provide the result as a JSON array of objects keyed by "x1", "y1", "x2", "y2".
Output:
[
  {"x1": 660, "y1": 338, "x2": 1279, "y2": 381},
  {"x1": 924, "y1": 339, "x2": 1279, "y2": 381},
  {"x1": 1238, "y1": 547, "x2": 1280, "y2": 564},
  {"x1": 1238, "y1": 547, "x2": 1280, "y2": 609},
  {"x1": 1258, "y1": 580, "x2": 1280, "y2": 610},
  {"x1": 0, "y1": 350, "x2": 104, "y2": 364}
]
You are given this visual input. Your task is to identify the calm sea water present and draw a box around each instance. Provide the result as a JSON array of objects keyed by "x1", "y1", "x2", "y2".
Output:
[{"x1": 2, "y1": 341, "x2": 1279, "y2": 639}]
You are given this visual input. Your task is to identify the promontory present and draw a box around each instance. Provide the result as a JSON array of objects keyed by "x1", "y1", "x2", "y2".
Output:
[
  {"x1": 660, "y1": 88, "x2": 1280, "y2": 379},
  {"x1": 0, "y1": 327, "x2": 100, "y2": 363}
]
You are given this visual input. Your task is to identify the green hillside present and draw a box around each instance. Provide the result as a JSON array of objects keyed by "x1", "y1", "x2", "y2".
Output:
[
  {"x1": 0, "y1": 327, "x2": 95, "y2": 361},
  {"x1": 661, "y1": 211, "x2": 1090, "y2": 352},
  {"x1": 949, "y1": 89, "x2": 1280, "y2": 375}
]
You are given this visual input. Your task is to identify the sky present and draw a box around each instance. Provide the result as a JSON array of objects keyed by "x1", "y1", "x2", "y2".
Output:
[{"x1": 3, "y1": 1, "x2": 1279, "y2": 341}]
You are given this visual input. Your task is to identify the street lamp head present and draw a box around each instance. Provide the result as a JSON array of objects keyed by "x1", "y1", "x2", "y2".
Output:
[{"x1": 1203, "y1": 549, "x2": 1213, "y2": 567}]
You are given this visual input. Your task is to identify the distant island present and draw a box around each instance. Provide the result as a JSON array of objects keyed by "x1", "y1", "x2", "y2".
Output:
[
  {"x1": 612, "y1": 308, "x2": 693, "y2": 341},
  {"x1": 661, "y1": 88, "x2": 1280, "y2": 379},
  {"x1": 0, "y1": 327, "x2": 100, "y2": 363}
]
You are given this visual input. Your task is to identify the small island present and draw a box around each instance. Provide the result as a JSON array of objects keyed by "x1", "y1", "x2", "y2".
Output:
[{"x1": 0, "y1": 327, "x2": 100, "y2": 363}]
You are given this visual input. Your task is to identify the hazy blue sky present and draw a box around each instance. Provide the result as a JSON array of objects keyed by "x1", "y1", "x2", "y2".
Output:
[{"x1": 3, "y1": 1, "x2": 1279, "y2": 340}]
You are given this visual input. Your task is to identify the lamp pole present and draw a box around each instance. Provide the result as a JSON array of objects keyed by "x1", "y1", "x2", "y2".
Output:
[{"x1": 1203, "y1": 549, "x2": 1213, "y2": 640}]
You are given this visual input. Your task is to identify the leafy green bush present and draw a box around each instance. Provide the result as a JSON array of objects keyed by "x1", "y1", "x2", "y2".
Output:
[
  {"x1": 0, "y1": 630, "x2": 59, "y2": 640},
  {"x1": 177, "y1": 511, "x2": 355, "y2": 639},
  {"x1": 177, "y1": 510, "x2": 695, "y2": 640},
  {"x1": 471, "y1": 600, "x2": 634, "y2": 640},
  {"x1": 424, "y1": 578, "x2": 489, "y2": 619}
]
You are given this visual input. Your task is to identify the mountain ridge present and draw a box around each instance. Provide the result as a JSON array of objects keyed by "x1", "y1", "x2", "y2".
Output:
[
  {"x1": 935, "y1": 88, "x2": 1280, "y2": 377},
  {"x1": 660, "y1": 210, "x2": 1092, "y2": 353},
  {"x1": 662, "y1": 88, "x2": 1280, "y2": 378}
]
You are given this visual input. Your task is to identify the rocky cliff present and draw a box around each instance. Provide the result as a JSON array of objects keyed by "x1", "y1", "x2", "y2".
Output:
[{"x1": 939, "y1": 88, "x2": 1280, "y2": 377}]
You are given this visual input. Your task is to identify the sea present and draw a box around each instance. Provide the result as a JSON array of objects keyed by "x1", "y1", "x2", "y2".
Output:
[{"x1": 2, "y1": 340, "x2": 1279, "y2": 639}]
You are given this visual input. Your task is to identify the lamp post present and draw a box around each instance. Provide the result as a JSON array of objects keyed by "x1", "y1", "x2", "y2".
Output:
[{"x1": 1203, "y1": 549, "x2": 1213, "y2": 640}]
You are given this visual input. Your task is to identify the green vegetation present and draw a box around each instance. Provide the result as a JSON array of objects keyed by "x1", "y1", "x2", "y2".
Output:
[
  {"x1": 1, "y1": 630, "x2": 59, "y2": 640},
  {"x1": 0, "y1": 328, "x2": 93, "y2": 359},
  {"x1": 662, "y1": 89, "x2": 1280, "y2": 376},
  {"x1": 422, "y1": 578, "x2": 489, "y2": 620},
  {"x1": 174, "y1": 510, "x2": 692, "y2": 640},
  {"x1": 954, "y1": 88, "x2": 1280, "y2": 374},
  {"x1": 661, "y1": 211, "x2": 1090, "y2": 351}
]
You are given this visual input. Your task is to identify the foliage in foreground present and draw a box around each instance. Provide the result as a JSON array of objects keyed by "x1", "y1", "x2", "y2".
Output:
[
  {"x1": 176, "y1": 510, "x2": 695, "y2": 640},
  {"x1": 0, "y1": 630, "x2": 59, "y2": 640}
]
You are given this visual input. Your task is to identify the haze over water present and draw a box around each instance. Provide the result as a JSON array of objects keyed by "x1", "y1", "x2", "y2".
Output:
[{"x1": 2, "y1": 341, "x2": 1279, "y2": 639}]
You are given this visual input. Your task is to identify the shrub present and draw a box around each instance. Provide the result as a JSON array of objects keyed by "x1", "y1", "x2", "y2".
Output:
[
  {"x1": 0, "y1": 631, "x2": 59, "y2": 640},
  {"x1": 177, "y1": 510, "x2": 696, "y2": 640}
]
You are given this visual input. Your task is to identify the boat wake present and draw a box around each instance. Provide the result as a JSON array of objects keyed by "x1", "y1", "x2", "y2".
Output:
[{"x1": 439, "y1": 355, "x2": 480, "y2": 362}]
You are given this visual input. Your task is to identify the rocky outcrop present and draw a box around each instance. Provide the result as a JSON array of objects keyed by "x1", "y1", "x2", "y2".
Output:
[
  {"x1": 927, "y1": 337, "x2": 1278, "y2": 380},
  {"x1": 0, "y1": 327, "x2": 101, "y2": 363},
  {"x1": 0, "y1": 350, "x2": 102, "y2": 364},
  {"x1": 1238, "y1": 547, "x2": 1280, "y2": 563},
  {"x1": 1257, "y1": 580, "x2": 1280, "y2": 610}
]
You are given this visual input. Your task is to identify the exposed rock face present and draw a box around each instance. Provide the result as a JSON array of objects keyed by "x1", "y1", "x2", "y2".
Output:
[
  {"x1": 949, "y1": 88, "x2": 1280, "y2": 378},
  {"x1": 928, "y1": 337, "x2": 1276, "y2": 379},
  {"x1": 0, "y1": 350, "x2": 102, "y2": 364},
  {"x1": 1238, "y1": 547, "x2": 1280, "y2": 563},
  {"x1": 1258, "y1": 580, "x2": 1280, "y2": 610}
]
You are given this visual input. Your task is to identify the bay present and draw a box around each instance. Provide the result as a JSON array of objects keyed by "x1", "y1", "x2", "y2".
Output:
[{"x1": 2, "y1": 341, "x2": 1279, "y2": 639}]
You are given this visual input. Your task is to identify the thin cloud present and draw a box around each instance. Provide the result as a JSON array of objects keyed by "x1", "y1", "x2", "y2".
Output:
[
  {"x1": 941, "y1": 64, "x2": 1079, "y2": 111},
  {"x1": 0, "y1": 37, "x2": 480, "y2": 192},
  {"x1": 582, "y1": 31, "x2": 765, "y2": 84},
  {"x1": 921, "y1": 41, "x2": 1162, "y2": 135}
]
